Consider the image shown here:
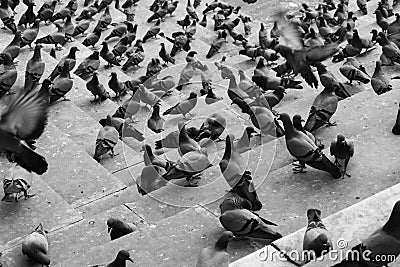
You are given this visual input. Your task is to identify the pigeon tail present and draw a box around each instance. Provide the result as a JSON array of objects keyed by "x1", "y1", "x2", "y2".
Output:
[{"x1": 306, "y1": 153, "x2": 341, "y2": 178}]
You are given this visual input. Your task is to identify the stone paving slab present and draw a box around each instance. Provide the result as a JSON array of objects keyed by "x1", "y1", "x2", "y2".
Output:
[
  {"x1": 54, "y1": 205, "x2": 224, "y2": 266},
  {"x1": 36, "y1": 123, "x2": 126, "y2": 206},
  {"x1": 0, "y1": 161, "x2": 82, "y2": 251}
]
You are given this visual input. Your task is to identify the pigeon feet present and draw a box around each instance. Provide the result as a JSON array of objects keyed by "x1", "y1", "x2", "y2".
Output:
[
  {"x1": 293, "y1": 166, "x2": 307, "y2": 173},
  {"x1": 326, "y1": 121, "x2": 337, "y2": 127}
]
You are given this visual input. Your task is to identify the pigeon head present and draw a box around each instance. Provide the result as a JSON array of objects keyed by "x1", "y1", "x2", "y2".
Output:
[
  {"x1": 115, "y1": 250, "x2": 134, "y2": 262},
  {"x1": 245, "y1": 126, "x2": 257, "y2": 138},
  {"x1": 336, "y1": 134, "x2": 346, "y2": 143},
  {"x1": 214, "y1": 231, "x2": 233, "y2": 251},
  {"x1": 292, "y1": 114, "x2": 305, "y2": 131},
  {"x1": 0, "y1": 53, "x2": 13, "y2": 64},
  {"x1": 188, "y1": 92, "x2": 197, "y2": 99},
  {"x1": 110, "y1": 72, "x2": 117, "y2": 78},
  {"x1": 306, "y1": 208, "x2": 322, "y2": 223}
]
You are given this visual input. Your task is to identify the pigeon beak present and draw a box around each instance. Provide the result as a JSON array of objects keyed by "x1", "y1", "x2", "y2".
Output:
[
  {"x1": 301, "y1": 119, "x2": 305, "y2": 122},
  {"x1": 128, "y1": 258, "x2": 134, "y2": 262},
  {"x1": 76, "y1": 48, "x2": 80, "y2": 51},
  {"x1": 107, "y1": 227, "x2": 112, "y2": 233}
]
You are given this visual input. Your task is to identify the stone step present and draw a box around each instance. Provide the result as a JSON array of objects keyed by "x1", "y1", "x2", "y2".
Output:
[
  {"x1": 0, "y1": 203, "x2": 147, "y2": 266},
  {"x1": 54, "y1": 205, "x2": 224, "y2": 266},
  {"x1": 35, "y1": 123, "x2": 126, "y2": 207},
  {"x1": 0, "y1": 160, "x2": 82, "y2": 252}
]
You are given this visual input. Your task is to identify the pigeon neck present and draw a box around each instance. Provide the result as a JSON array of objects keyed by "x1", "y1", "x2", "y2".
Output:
[
  {"x1": 33, "y1": 47, "x2": 41, "y2": 60},
  {"x1": 228, "y1": 75, "x2": 238, "y2": 89},
  {"x1": 373, "y1": 62, "x2": 382, "y2": 76},
  {"x1": 281, "y1": 118, "x2": 295, "y2": 138},
  {"x1": 30, "y1": 250, "x2": 50, "y2": 266},
  {"x1": 222, "y1": 136, "x2": 233, "y2": 161},
  {"x1": 151, "y1": 105, "x2": 161, "y2": 119}
]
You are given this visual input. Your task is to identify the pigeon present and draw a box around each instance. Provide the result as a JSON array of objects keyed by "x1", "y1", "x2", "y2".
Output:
[
  {"x1": 330, "y1": 134, "x2": 354, "y2": 178},
  {"x1": 20, "y1": 19, "x2": 40, "y2": 49},
  {"x1": 0, "y1": 52, "x2": 17, "y2": 98},
  {"x1": 24, "y1": 44, "x2": 45, "y2": 92},
  {"x1": 371, "y1": 60, "x2": 392, "y2": 95},
  {"x1": 292, "y1": 114, "x2": 322, "y2": 148},
  {"x1": 376, "y1": 10, "x2": 389, "y2": 32},
  {"x1": 196, "y1": 113, "x2": 226, "y2": 142},
  {"x1": 261, "y1": 88, "x2": 286, "y2": 108},
  {"x1": 339, "y1": 57, "x2": 370, "y2": 84},
  {"x1": 233, "y1": 98, "x2": 284, "y2": 137},
  {"x1": 50, "y1": 1, "x2": 72, "y2": 23},
  {"x1": 48, "y1": 46, "x2": 78, "y2": 81},
  {"x1": 199, "y1": 14, "x2": 207, "y2": 27},
  {"x1": 18, "y1": 1, "x2": 35, "y2": 28},
  {"x1": 22, "y1": 223, "x2": 50, "y2": 266},
  {"x1": 82, "y1": 28, "x2": 102, "y2": 48},
  {"x1": 196, "y1": 231, "x2": 233, "y2": 267},
  {"x1": 137, "y1": 165, "x2": 168, "y2": 195},
  {"x1": 202, "y1": 0, "x2": 219, "y2": 14},
  {"x1": 159, "y1": 43, "x2": 175, "y2": 66},
  {"x1": 100, "y1": 41, "x2": 120, "y2": 67},
  {"x1": 62, "y1": 15, "x2": 74, "y2": 42},
  {"x1": 278, "y1": 113, "x2": 341, "y2": 178},
  {"x1": 112, "y1": 37, "x2": 129, "y2": 59},
  {"x1": 108, "y1": 72, "x2": 127, "y2": 99},
  {"x1": 185, "y1": 19, "x2": 197, "y2": 39},
  {"x1": 74, "y1": 51, "x2": 100, "y2": 80},
  {"x1": 147, "y1": 0, "x2": 168, "y2": 22},
  {"x1": 142, "y1": 144, "x2": 172, "y2": 170},
  {"x1": 219, "y1": 209, "x2": 282, "y2": 240},
  {"x1": 98, "y1": 0, "x2": 112, "y2": 12},
  {"x1": 186, "y1": 0, "x2": 199, "y2": 21},
  {"x1": 147, "y1": 103, "x2": 165, "y2": 133},
  {"x1": 193, "y1": 0, "x2": 201, "y2": 8},
  {"x1": 206, "y1": 32, "x2": 226, "y2": 58},
  {"x1": 94, "y1": 6, "x2": 112, "y2": 31},
  {"x1": 163, "y1": 92, "x2": 197, "y2": 118},
  {"x1": 393, "y1": 103, "x2": 400, "y2": 135},
  {"x1": 259, "y1": 23, "x2": 278, "y2": 49},
  {"x1": 122, "y1": 41, "x2": 145, "y2": 71},
  {"x1": 303, "y1": 209, "x2": 332, "y2": 261},
  {"x1": 203, "y1": 87, "x2": 223, "y2": 105},
  {"x1": 49, "y1": 60, "x2": 74, "y2": 103},
  {"x1": 234, "y1": 127, "x2": 257, "y2": 154},
  {"x1": 72, "y1": 19, "x2": 90, "y2": 38},
  {"x1": 138, "y1": 83, "x2": 161, "y2": 107},
  {"x1": 376, "y1": 32, "x2": 400, "y2": 65},
  {"x1": 0, "y1": 0, "x2": 17, "y2": 33},
  {"x1": 338, "y1": 200, "x2": 400, "y2": 266},
  {"x1": 159, "y1": 31, "x2": 191, "y2": 57},
  {"x1": 220, "y1": 192, "x2": 253, "y2": 214},
  {"x1": 86, "y1": 72, "x2": 110, "y2": 102},
  {"x1": 167, "y1": 0, "x2": 178, "y2": 16},
  {"x1": 2, "y1": 30, "x2": 21, "y2": 61},
  {"x1": 35, "y1": 22, "x2": 65, "y2": 50},
  {"x1": 105, "y1": 250, "x2": 133, "y2": 267},
  {"x1": 142, "y1": 19, "x2": 161, "y2": 43},
  {"x1": 37, "y1": 0, "x2": 57, "y2": 24},
  {"x1": 351, "y1": 29, "x2": 375, "y2": 53},
  {"x1": 112, "y1": 92, "x2": 140, "y2": 120},
  {"x1": 177, "y1": 14, "x2": 191, "y2": 29},
  {"x1": 105, "y1": 21, "x2": 132, "y2": 41},
  {"x1": 220, "y1": 134, "x2": 247, "y2": 188},
  {"x1": 304, "y1": 84, "x2": 338, "y2": 132},
  {"x1": 1, "y1": 166, "x2": 34, "y2": 202},
  {"x1": 93, "y1": 124, "x2": 119, "y2": 162},
  {"x1": 162, "y1": 150, "x2": 211, "y2": 185},
  {"x1": 177, "y1": 122, "x2": 204, "y2": 156},
  {"x1": 144, "y1": 58, "x2": 162, "y2": 80},
  {"x1": 107, "y1": 218, "x2": 137, "y2": 240},
  {"x1": 315, "y1": 62, "x2": 350, "y2": 99}
]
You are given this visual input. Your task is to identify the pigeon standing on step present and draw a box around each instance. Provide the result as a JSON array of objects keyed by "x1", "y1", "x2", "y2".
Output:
[
  {"x1": 107, "y1": 218, "x2": 137, "y2": 240},
  {"x1": 196, "y1": 231, "x2": 233, "y2": 267},
  {"x1": 2, "y1": 30, "x2": 21, "y2": 61},
  {"x1": 147, "y1": 1, "x2": 168, "y2": 22},
  {"x1": 93, "y1": 122, "x2": 119, "y2": 162},
  {"x1": 24, "y1": 44, "x2": 45, "y2": 92},
  {"x1": 22, "y1": 223, "x2": 50, "y2": 266},
  {"x1": 20, "y1": 19, "x2": 40, "y2": 49},
  {"x1": 336, "y1": 200, "x2": 400, "y2": 266},
  {"x1": 147, "y1": 103, "x2": 165, "y2": 133},
  {"x1": 220, "y1": 134, "x2": 247, "y2": 188},
  {"x1": 278, "y1": 113, "x2": 341, "y2": 178},
  {"x1": 72, "y1": 19, "x2": 91, "y2": 38},
  {"x1": 86, "y1": 71, "x2": 110, "y2": 102},
  {"x1": 49, "y1": 46, "x2": 78, "y2": 81},
  {"x1": 82, "y1": 28, "x2": 102, "y2": 49},
  {"x1": 1, "y1": 166, "x2": 35, "y2": 202},
  {"x1": 49, "y1": 60, "x2": 74, "y2": 103},
  {"x1": 186, "y1": 0, "x2": 199, "y2": 21},
  {"x1": 74, "y1": 51, "x2": 100, "y2": 80},
  {"x1": 37, "y1": 0, "x2": 57, "y2": 25},
  {"x1": 330, "y1": 134, "x2": 354, "y2": 179},
  {"x1": 138, "y1": 83, "x2": 161, "y2": 107},
  {"x1": 18, "y1": 2, "x2": 35, "y2": 28},
  {"x1": 142, "y1": 18, "x2": 161, "y2": 43},
  {"x1": 219, "y1": 209, "x2": 282, "y2": 240},
  {"x1": 339, "y1": 57, "x2": 370, "y2": 85},
  {"x1": 105, "y1": 250, "x2": 134, "y2": 267},
  {"x1": 163, "y1": 92, "x2": 197, "y2": 119},
  {"x1": 35, "y1": 22, "x2": 65, "y2": 50},
  {"x1": 371, "y1": 60, "x2": 392, "y2": 95},
  {"x1": 303, "y1": 209, "x2": 332, "y2": 261},
  {"x1": 0, "y1": 52, "x2": 17, "y2": 98},
  {"x1": 0, "y1": 0, "x2": 17, "y2": 33},
  {"x1": 159, "y1": 43, "x2": 175, "y2": 66},
  {"x1": 315, "y1": 62, "x2": 350, "y2": 99},
  {"x1": 100, "y1": 41, "x2": 120, "y2": 67},
  {"x1": 292, "y1": 115, "x2": 322, "y2": 149},
  {"x1": 304, "y1": 84, "x2": 338, "y2": 133},
  {"x1": 105, "y1": 21, "x2": 133, "y2": 41},
  {"x1": 108, "y1": 72, "x2": 127, "y2": 99},
  {"x1": 94, "y1": 6, "x2": 112, "y2": 31}
]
